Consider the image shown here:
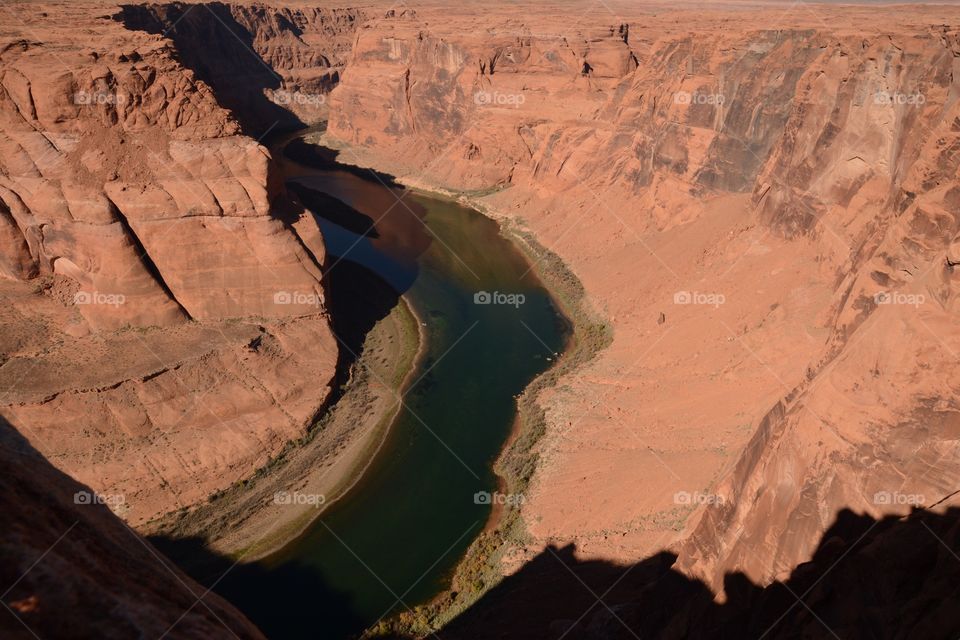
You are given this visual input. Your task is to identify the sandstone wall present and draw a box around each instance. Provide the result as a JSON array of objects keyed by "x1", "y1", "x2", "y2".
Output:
[
  {"x1": 117, "y1": 2, "x2": 367, "y2": 129},
  {"x1": 324, "y1": 3, "x2": 960, "y2": 589},
  {"x1": 0, "y1": 3, "x2": 340, "y2": 525}
]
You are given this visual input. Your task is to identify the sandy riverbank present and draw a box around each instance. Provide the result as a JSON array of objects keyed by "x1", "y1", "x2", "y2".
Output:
[{"x1": 147, "y1": 294, "x2": 425, "y2": 563}]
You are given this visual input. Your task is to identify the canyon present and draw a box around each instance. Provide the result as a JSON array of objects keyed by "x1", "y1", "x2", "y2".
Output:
[
  {"x1": 2, "y1": 0, "x2": 960, "y2": 638},
  {"x1": 324, "y1": 0, "x2": 960, "y2": 597}
]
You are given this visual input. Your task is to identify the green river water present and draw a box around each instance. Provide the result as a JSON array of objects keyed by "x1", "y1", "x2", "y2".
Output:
[{"x1": 215, "y1": 133, "x2": 569, "y2": 638}]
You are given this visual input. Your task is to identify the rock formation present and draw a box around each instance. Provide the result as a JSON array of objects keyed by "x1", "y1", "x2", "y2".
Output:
[
  {"x1": 322, "y1": 1, "x2": 960, "y2": 594},
  {"x1": 116, "y1": 2, "x2": 366, "y2": 131},
  {"x1": 3, "y1": 0, "x2": 960, "y2": 636},
  {"x1": 0, "y1": 2, "x2": 341, "y2": 527},
  {"x1": 0, "y1": 416, "x2": 265, "y2": 639}
]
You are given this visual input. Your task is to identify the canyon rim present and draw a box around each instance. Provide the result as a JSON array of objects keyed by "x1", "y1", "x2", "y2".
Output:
[{"x1": 2, "y1": 1, "x2": 960, "y2": 639}]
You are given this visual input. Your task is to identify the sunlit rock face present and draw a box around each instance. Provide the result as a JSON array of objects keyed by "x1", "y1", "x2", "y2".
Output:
[
  {"x1": 2, "y1": 1, "x2": 960, "y2": 632},
  {"x1": 324, "y1": 2, "x2": 960, "y2": 592},
  {"x1": 0, "y1": 2, "x2": 341, "y2": 526}
]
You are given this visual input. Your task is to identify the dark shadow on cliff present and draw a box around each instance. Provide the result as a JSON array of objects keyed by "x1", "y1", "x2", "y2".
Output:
[
  {"x1": 323, "y1": 255, "x2": 404, "y2": 393},
  {"x1": 114, "y1": 2, "x2": 305, "y2": 135},
  {"x1": 391, "y1": 506, "x2": 960, "y2": 639},
  {"x1": 0, "y1": 415, "x2": 266, "y2": 639}
]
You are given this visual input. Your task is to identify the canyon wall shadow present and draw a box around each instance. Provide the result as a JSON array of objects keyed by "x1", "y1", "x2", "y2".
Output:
[
  {"x1": 277, "y1": 136, "x2": 435, "y2": 390},
  {"x1": 0, "y1": 415, "x2": 266, "y2": 639},
  {"x1": 392, "y1": 506, "x2": 960, "y2": 639},
  {"x1": 287, "y1": 181, "x2": 381, "y2": 239},
  {"x1": 322, "y1": 254, "x2": 403, "y2": 393},
  {"x1": 115, "y1": 2, "x2": 305, "y2": 135}
]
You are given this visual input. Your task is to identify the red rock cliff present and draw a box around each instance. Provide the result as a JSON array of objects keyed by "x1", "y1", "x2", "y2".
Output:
[
  {"x1": 323, "y1": 2, "x2": 960, "y2": 592},
  {"x1": 0, "y1": 2, "x2": 347, "y2": 526}
]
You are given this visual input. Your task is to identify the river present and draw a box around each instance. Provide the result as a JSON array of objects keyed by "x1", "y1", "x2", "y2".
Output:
[{"x1": 215, "y1": 130, "x2": 569, "y2": 638}]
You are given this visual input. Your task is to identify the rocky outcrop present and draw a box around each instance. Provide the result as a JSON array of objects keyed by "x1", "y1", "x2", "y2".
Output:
[
  {"x1": 676, "y1": 27, "x2": 960, "y2": 586},
  {"x1": 0, "y1": 417, "x2": 265, "y2": 639},
  {"x1": 116, "y1": 2, "x2": 366, "y2": 131},
  {"x1": 0, "y1": 3, "x2": 338, "y2": 525},
  {"x1": 321, "y1": 2, "x2": 960, "y2": 594}
]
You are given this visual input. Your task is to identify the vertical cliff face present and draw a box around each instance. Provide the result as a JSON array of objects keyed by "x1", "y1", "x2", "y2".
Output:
[
  {"x1": 676, "y1": 26, "x2": 960, "y2": 587},
  {"x1": 1, "y1": 4, "x2": 335, "y2": 326},
  {"x1": 0, "y1": 3, "x2": 345, "y2": 526},
  {"x1": 116, "y1": 2, "x2": 366, "y2": 131},
  {"x1": 328, "y1": 15, "x2": 642, "y2": 190},
  {"x1": 321, "y1": 3, "x2": 960, "y2": 593}
]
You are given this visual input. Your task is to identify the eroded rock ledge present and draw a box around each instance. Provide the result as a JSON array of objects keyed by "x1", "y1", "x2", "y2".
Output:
[{"x1": 0, "y1": 2, "x2": 354, "y2": 527}]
